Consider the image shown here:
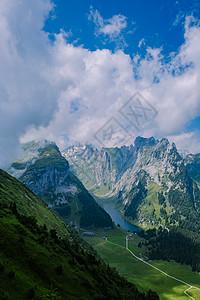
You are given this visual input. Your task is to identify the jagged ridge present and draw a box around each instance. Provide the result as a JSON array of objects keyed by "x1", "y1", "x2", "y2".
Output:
[{"x1": 63, "y1": 137, "x2": 200, "y2": 230}]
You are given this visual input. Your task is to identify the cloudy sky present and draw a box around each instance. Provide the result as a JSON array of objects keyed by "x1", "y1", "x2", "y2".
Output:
[{"x1": 1, "y1": 0, "x2": 200, "y2": 166}]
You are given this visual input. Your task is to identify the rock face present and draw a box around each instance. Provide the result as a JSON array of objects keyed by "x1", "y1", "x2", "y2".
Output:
[
  {"x1": 9, "y1": 141, "x2": 72, "y2": 203},
  {"x1": 63, "y1": 137, "x2": 200, "y2": 229},
  {"x1": 7, "y1": 141, "x2": 113, "y2": 229},
  {"x1": 63, "y1": 137, "x2": 181, "y2": 197}
]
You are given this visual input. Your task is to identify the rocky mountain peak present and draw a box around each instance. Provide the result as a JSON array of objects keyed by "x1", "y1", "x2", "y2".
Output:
[
  {"x1": 134, "y1": 136, "x2": 158, "y2": 149},
  {"x1": 7, "y1": 141, "x2": 113, "y2": 229}
]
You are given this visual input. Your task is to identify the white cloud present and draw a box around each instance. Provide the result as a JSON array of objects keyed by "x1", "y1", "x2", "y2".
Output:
[
  {"x1": 138, "y1": 38, "x2": 145, "y2": 48},
  {"x1": 100, "y1": 15, "x2": 127, "y2": 37},
  {"x1": 1, "y1": 1, "x2": 200, "y2": 169},
  {"x1": 0, "y1": 0, "x2": 58, "y2": 166},
  {"x1": 173, "y1": 12, "x2": 185, "y2": 27},
  {"x1": 167, "y1": 131, "x2": 200, "y2": 154},
  {"x1": 89, "y1": 6, "x2": 127, "y2": 38}
]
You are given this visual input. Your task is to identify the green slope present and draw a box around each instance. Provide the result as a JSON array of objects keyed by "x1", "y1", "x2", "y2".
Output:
[
  {"x1": 0, "y1": 170, "x2": 158, "y2": 300},
  {"x1": 0, "y1": 205, "x2": 157, "y2": 300},
  {"x1": 0, "y1": 169, "x2": 69, "y2": 238},
  {"x1": 83, "y1": 229, "x2": 200, "y2": 300}
]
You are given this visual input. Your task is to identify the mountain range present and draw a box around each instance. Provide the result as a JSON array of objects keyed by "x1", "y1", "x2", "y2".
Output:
[
  {"x1": 4, "y1": 136, "x2": 200, "y2": 298},
  {"x1": 7, "y1": 137, "x2": 200, "y2": 232},
  {"x1": 63, "y1": 137, "x2": 200, "y2": 231}
]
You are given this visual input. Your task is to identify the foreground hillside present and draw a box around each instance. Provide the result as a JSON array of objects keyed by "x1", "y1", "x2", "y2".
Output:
[
  {"x1": 0, "y1": 169, "x2": 70, "y2": 238},
  {"x1": 0, "y1": 169, "x2": 158, "y2": 299},
  {"x1": 8, "y1": 141, "x2": 112, "y2": 229},
  {"x1": 0, "y1": 204, "x2": 159, "y2": 300}
]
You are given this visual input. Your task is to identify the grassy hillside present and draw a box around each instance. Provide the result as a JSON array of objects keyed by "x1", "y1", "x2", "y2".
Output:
[
  {"x1": 123, "y1": 163, "x2": 200, "y2": 232},
  {"x1": 0, "y1": 204, "x2": 157, "y2": 300},
  {"x1": 0, "y1": 169, "x2": 70, "y2": 238},
  {"x1": 0, "y1": 170, "x2": 159, "y2": 299}
]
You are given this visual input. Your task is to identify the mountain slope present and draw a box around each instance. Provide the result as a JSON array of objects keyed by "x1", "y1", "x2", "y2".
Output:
[
  {"x1": 0, "y1": 173, "x2": 158, "y2": 300},
  {"x1": 0, "y1": 169, "x2": 69, "y2": 238},
  {"x1": 63, "y1": 137, "x2": 200, "y2": 230},
  {"x1": 8, "y1": 141, "x2": 112, "y2": 229}
]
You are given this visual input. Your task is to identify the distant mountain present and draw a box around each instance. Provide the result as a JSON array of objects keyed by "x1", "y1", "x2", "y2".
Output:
[
  {"x1": 63, "y1": 137, "x2": 200, "y2": 231},
  {"x1": 7, "y1": 141, "x2": 112, "y2": 229},
  {"x1": 0, "y1": 170, "x2": 159, "y2": 299}
]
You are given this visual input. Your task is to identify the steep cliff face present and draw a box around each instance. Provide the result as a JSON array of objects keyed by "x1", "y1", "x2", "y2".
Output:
[
  {"x1": 9, "y1": 142, "x2": 73, "y2": 204},
  {"x1": 62, "y1": 144, "x2": 138, "y2": 195},
  {"x1": 63, "y1": 145, "x2": 113, "y2": 189},
  {"x1": 63, "y1": 137, "x2": 200, "y2": 229},
  {"x1": 7, "y1": 141, "x2": 113, "y2": 229},
  {"x1": 63, "y1": 137, "x2": 182, "y2": 198}
]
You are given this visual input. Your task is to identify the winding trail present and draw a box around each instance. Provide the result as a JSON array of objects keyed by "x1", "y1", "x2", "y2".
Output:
[
  {"x1": 184, "y1": 287, "x2": 196, "y2": 300},
  {"x1": 106, "y1": 236, "x2": 200, "y2": 299}
]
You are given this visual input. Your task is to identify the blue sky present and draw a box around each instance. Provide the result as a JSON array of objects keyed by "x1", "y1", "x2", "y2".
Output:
[
  {"x1": 1, "y1": 0, "x2": 200, "y2": 166},
  {"x1": 44, "y1": 0, "x2": 200, "y2": 136},
  {"x1": 44, "y1": 0, "x2": 199, "y2": 57},
  {"x1": 44, "y1": 0, "x2": 200, "y2": 137}
]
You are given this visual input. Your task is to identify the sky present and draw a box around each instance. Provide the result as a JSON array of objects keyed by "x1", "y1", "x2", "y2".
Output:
[{"x1": 1, "y1": 0, "x2": 200, "y2": 166}]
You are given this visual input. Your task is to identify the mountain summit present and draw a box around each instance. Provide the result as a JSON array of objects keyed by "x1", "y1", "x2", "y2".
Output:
[
  {"x1": 8, "y1": 141, "x2": 112, "y2": 229},
  {"x1": 63, "y1": 137, "x2": 200, "y2": 230}
]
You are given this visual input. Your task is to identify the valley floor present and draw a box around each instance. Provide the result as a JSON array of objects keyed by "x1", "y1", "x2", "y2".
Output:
[{"x1": 83, "y1": 227, "x2": 200, "y2": 300}]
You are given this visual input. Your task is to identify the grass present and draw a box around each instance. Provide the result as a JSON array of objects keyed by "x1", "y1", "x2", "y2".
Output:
[
  {"x1": 136, "y1": 181, "x2": 173, "y2": 229},
  {"x1": 189, "y1": 288, "x2": 200, "y2": 299},
  {"x1": 83, "y1": 227, "x2": 200, "y2": 300},
  {"x1": 0, "y1": 169, "x2": 70, "y2": 238},
  {"x1": 1, "y1": 169, "x2": 157, "y2": 299},
  {"x1": 0, "y1": 206, "x2": 156, "y2": 300},
  {"x1": 90, "y1": 181, "x2": 113, "y2": 196}
]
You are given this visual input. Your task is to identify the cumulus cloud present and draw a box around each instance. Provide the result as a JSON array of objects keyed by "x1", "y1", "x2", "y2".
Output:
[
  {"x1": 1, "y1": 1, "x2": 200, "y2": 169},
  {"x1": 167, "y1": 131, "x2": 200, "y2": 154},
  {"x1": 88, "y1": 6, "x2": 127, "y2": 40},
  {"x1": 46, "y1": 16, "x2": 200, "y2": 153},
  {"x1": 0, "y1": 0, "x2": 58, "y2": 166},
  {"x1": 23, "y1": 14, "x2": 200, "y2": 154}
]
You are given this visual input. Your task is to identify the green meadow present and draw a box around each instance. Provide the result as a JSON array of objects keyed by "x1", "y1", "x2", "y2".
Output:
[{"x1": 83, "y1": 227, "x2": 200, "y2": 300}]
